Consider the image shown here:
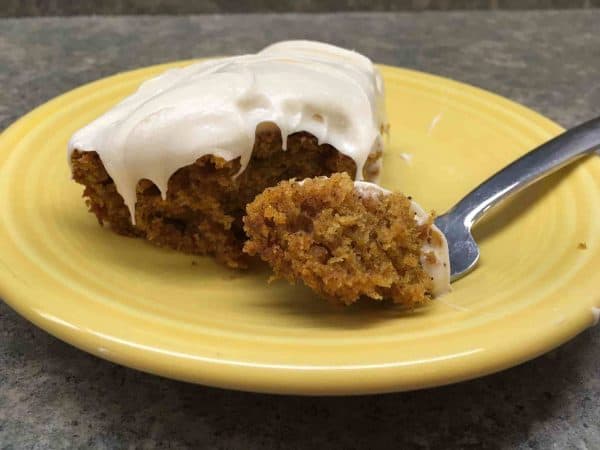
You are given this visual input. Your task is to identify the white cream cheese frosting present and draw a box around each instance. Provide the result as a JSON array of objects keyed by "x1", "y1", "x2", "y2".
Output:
[
  {"x1": 353, "y1": 181, "x2": 451, "y2": 298},
  {"x1": 68, "y1": 40, "x2": 386, "y2": 220}
]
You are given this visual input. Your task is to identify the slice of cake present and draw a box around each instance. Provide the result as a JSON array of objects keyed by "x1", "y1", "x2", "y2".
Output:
[
  {"x1": 68, "y1": 41, "x2": 385, "y2": 268},
  {"x1": 243, "y1": 173, "x2": 450, "y2": 306}
]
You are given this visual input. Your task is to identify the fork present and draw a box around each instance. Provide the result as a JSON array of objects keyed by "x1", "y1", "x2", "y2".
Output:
[{"x1": 434, "y1": 116, "x2": 600, "y2": 281}]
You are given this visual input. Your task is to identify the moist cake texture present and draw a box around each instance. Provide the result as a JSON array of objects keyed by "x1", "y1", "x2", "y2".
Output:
[
  {"x1": 243, "y1": 173, "x2": 450, "y2": 306},
  {"x1": 68, "y1": 41, "x2": 385, "y2": 266}
]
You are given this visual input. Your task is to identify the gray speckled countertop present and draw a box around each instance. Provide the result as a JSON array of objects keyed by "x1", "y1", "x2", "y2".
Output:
[{"x1": 1, "y1": 11, "x2": 599, "y2": 449}]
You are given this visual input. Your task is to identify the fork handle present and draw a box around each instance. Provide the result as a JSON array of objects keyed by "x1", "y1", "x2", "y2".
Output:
[{"x1": 448, "y1": 116, "x2": 600, "y2": 229}]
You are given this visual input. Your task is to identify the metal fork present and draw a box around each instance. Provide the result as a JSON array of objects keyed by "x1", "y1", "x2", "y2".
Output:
[{"x1": 434, "y1": 116, "x2": 600, "y2": 281}]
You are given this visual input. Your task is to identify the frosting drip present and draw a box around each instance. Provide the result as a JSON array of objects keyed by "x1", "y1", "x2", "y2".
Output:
[{"x1": 68, "y1": 40, "x2": 386, "y2": 220}]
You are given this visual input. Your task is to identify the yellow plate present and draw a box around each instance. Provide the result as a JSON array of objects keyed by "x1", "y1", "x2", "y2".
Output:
[{"x1": 1, "y1": 62, "x2": 599, "y2": 395}]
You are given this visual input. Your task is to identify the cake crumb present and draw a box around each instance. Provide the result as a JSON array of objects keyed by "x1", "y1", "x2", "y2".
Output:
[
  {"x1": 578, "y1": 242, "x2": 588, "y2": 250},
  {"x1": 399, "y1": 152, "x2": 413, "y2": 164}
]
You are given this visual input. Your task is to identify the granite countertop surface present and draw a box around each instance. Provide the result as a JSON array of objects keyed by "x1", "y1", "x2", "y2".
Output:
[{"x1": 1, "y1": 11, "x2": 599, "y2": 449}]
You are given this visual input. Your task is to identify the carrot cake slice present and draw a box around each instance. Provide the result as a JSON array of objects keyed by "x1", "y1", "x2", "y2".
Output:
[
  {"x1": 243, "y1": 173, "x2": 450, "y2": 306},
  {"x1": 68, "y1": 41, "x2": 385, "y2": 268}
]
